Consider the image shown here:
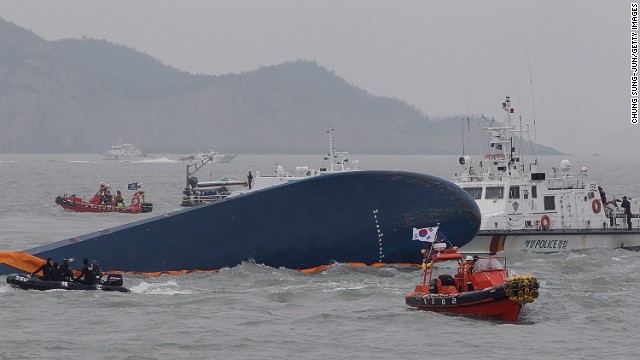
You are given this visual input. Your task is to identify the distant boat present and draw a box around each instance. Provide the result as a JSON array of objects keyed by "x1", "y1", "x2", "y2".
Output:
[
  {"x1": 181, "y1": 127, "x2": 357, "y2": 207},
  {"x1": 179, "y1": 149, "x2": 237, "y2": 163},
  {"x1": 102, "y1": 136, "x2": 147, "y2": 160}
]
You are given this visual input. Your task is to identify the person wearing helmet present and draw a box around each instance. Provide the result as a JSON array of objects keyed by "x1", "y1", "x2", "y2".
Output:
[{"x1": 464, "y1": 255, "x2": 476, "y2": 291}]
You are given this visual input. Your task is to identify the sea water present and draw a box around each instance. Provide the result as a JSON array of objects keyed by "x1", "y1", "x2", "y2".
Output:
[{"x1": 0, "y1": 154, "x2": 639, "y2": 359}]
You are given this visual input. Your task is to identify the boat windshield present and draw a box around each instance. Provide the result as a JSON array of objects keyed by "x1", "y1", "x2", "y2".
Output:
[
  {"x1": 463, "y1": 187, "x2": 483, "y2": 199},
  {"x1": 485, "y1": 186, "x2": 504, "y2": 199},
  {"x1": 472, "y1": 258, "x2": 505, "y2": 272}
]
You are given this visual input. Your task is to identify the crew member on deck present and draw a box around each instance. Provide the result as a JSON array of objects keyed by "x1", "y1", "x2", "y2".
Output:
[
  {"x1": 247, "y1": 171, "x2": 253, "y2": 190},
  {"x1": 598, "y1": 186, "x2": 607, "y2": 204},
  {"x1": 456, "y1": 255, "x2": 475, "y2": 292},
  {"x1": 621, "y1": 196, "x2": 632, "y2": 230}
]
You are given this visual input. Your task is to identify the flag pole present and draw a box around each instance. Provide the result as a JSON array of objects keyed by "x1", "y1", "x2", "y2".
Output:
[{"x1": 422, "y1": 222, "x2": 440, "y2": 285}]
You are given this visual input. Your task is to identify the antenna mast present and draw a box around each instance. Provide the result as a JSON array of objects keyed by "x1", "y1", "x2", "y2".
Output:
[{"x1": 525, "y1": 41, "x2": 538, "y2": 160}]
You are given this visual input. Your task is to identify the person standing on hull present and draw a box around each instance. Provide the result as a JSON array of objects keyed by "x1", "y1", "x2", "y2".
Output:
[
  {"x1": 621, "y1": 196, "x2": 633, "y2": 230},
  {"x1": 74, "y1": 258, "x2": 96, "y2": 285},
  {"x1": 31, "y1": 258, "x2": 53, "y2": 279},
  {"x1": 247, "y1": 171, "x2": 253, "y2": 190}
]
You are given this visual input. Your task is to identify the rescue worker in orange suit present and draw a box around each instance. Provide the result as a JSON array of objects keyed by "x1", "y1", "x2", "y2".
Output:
[
  {"x1": 456, "y1": 256, "x2": 475, "y2": 292},
  {"x1": 463, "y1": 255, "x2": 475, "y2": 291}
]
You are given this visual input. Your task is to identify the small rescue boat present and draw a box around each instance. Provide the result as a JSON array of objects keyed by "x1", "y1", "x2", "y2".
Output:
[
  {"x1": 6, "y1": 273, "x2": 130, "y2": 293},
  {"x1": 55, "y1": 184, "x2": 152, "y2": 214},
  {"x1": 405, "y1": 243, "x2": 539, "y2": 321}
]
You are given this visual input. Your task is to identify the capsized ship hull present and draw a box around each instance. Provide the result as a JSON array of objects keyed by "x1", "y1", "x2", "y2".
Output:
[{"x1": 0, "y1": 171, "x2": 481, "y2": 275}]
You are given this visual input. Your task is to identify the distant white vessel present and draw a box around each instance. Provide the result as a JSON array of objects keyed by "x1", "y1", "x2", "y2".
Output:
[
  {"x1": 181, "y1": 127, "x2": 358, "y2": 206},
  {"x1": 102, "y1": 136, "x2": 147, "y2": 160},
  {"x1": 179, "y1": 149, "x2": 237, "y2": 164}
]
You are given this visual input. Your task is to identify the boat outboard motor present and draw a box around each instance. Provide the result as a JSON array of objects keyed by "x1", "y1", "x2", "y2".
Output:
[
  {"x1": 105, "y1": 274, "x2": 124, "y2": 287},
  {"x1": 140, "y1": 203, "x2": 153, "y2": 213}
]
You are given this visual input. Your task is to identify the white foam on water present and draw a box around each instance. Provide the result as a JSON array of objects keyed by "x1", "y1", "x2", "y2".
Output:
[
  {"x1": 130, "y1": 157, "x2": 178, "y2": 164},
  {"x1": 129, "y1": 279, "x2": 193, "y2": 295}
]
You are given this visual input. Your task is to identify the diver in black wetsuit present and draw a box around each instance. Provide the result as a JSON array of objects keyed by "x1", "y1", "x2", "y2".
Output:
[
  {"x1": 74, "y1": 258, "x2": 96, "y2": 285},
  {"x1": 31, "y1": 258, "x2": 53, "y2": 279},
  {"x1": 47, "y1": 263, "x2": 64, "y2": 281},
  {"x1": 60, "y1": 258, "x2": 73, "y2": 281},
  {"x1": 91, "y1": 260, "x2": 103, "y2": 284}
]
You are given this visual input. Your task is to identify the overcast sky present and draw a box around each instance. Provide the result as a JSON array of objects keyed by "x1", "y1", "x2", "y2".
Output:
[{"x1": 0, "y1": 1, "x2": 635, "y2": 155}]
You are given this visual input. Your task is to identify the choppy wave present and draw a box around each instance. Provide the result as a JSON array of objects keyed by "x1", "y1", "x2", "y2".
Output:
[{"x1": 129, "y1": 279, "x2": 193, "y2": 295}]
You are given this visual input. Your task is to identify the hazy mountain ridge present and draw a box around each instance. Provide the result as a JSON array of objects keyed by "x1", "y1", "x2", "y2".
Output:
[{"x1": 0, "y1": 17, "x2": 562, "y2": 155}]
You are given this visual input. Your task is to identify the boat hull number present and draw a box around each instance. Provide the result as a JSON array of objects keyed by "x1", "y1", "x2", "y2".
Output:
[{"x1": 524, "y1": 239, "x2": 568, "y2": 250}]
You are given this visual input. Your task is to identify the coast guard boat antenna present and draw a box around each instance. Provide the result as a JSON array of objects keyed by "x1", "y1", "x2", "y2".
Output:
[{"x1": 324, "y1": 126, "x2": 356, "y2": 172}]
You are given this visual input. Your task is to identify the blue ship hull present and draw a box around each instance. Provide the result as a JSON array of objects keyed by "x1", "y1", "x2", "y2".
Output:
[{"x1": 0, "y1": 171, "x2": 480, "y2": 274}]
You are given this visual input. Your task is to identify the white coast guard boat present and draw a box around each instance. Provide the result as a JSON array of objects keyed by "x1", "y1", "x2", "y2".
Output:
[
  {"x1": 180, "y1": 127, "x2": 359, "y2": 206},
  {"x1": 179, "y1": 149, "x2": 237, "y2": 163},
  {"x1": 456, "y1": 97, "x2": 640, "y2": 253},
  {"x1": 102, "y1": 136, "x2": 147, "y2": 160}
]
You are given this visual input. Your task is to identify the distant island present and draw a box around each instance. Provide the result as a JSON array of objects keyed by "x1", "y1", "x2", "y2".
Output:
[{"x1": 0, "y1": 17, "x2": 562, "y2": 155}]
